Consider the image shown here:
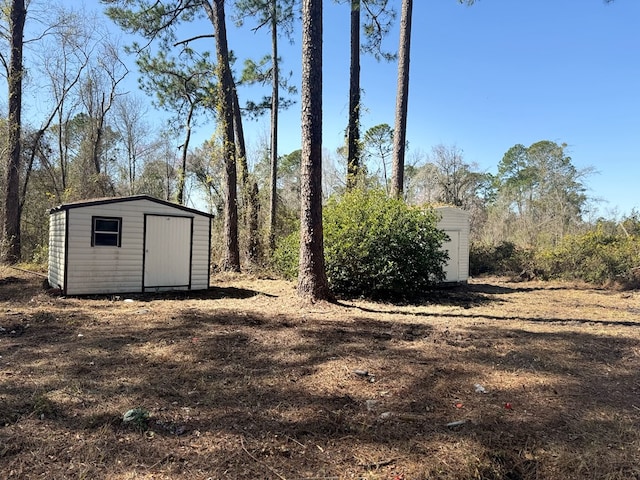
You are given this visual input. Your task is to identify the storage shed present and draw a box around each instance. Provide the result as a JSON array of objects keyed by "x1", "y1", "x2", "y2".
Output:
[
  {"x1": 435, "y1": 206, "x2": 470, "y2": 283},
  {"x1": 48, "y1": 195, "x2": 214, "y2": 295}
]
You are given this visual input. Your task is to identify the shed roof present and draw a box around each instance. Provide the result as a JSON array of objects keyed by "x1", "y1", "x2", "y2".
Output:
[
  {"x1": 434, "y1": 205, "x2": 471, "y2": 216},
  {"x1": 49, "y1": 195, "x2": 215, "y2": 218}
]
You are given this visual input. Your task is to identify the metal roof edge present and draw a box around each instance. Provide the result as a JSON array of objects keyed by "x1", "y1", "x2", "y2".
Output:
[{"x1": 49, "y1": 195, "x2": 215, "y2": 218}]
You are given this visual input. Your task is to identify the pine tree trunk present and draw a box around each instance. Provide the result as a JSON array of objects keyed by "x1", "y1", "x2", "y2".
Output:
[
  {"x1": 268, "y1": 0, "x2": 279, "y2": 251},
  {"x1": 346, "y1": 0, "x2": 361, "y2": 191},
  {"x1": 177, "y1": 103, "x2": 194, "y2": 205},
  {"x1": 2, "y1": 0, "x2": 26, "y2": 264},
  {"x1": 297, "y1": 0, "x2": 332, "y2": 301},
  {"x1": 209, "y1": 0, "x2": 240, "y2": 272},
  {"x1": 232, "y1": 84, "x2": 260, "y2": 266},
  {"x1": 391, "y1": 0, "x2": 412, "y2": 198}
]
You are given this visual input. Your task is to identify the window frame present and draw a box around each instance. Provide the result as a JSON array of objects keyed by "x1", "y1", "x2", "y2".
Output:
[{"x1": 91, "y1": 216, "x2": 122, "y2": 247}]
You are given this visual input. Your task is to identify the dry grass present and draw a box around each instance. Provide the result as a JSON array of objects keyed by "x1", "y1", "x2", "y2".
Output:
[{"x1": 1, "y1": 266, "x2": 639, "y2": 479}]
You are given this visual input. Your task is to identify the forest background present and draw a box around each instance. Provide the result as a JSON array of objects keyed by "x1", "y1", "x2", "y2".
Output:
[{"x1": 1, "y1": 0, "x2": 639, "y2": 293}]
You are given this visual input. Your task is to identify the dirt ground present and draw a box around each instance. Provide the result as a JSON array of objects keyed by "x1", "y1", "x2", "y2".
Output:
[{"x1": 1, "y1": 266, "x2": 639, "y2": 480}]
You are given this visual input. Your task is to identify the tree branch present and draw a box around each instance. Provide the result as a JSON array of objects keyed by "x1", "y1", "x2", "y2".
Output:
[{"x1": 174, "y1": 33, "x2": 215, "y2": 47}]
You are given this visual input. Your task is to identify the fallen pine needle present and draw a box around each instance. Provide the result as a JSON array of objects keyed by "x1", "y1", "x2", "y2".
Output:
[
  {"x1": 357, "y1": 458, "x2": 396, "y2": 469},
  {"x1": 241, "y1": 436, "x2": 287, "y2": 480},
  {"x1": 293, "y1": 478, "x2": 339, "y2": 480},
  {"x1": 286, "y1": 435, "x2": 306, "y2": 448},
  {"x1": 446, "y1": 420, "x2": 468, "y2": 427}
]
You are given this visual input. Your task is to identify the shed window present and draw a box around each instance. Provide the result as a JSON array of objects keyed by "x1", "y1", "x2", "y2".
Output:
[{"x1": 92, "y1": 216, "x2": 122, "y2": 247}]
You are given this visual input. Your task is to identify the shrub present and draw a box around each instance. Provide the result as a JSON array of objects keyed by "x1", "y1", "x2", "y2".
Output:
[
  {"x1": 270, "y1": 229, "x2": 300, "y2": 281},
  {"x1": 470, "y1": 241, "x2": 533, "y2": 276},
  {"x1": 273, "y1": 189, "x2": 449, "y2": 300},
  {"x1": 30, "y1": 243, "x2": 49, "y2": 266},
  {"x1": 324, "y1": 189, "x2": 448, "y2": 298},
  {"x1": 470, "y1": 224, "x2": 640, "y2": 288},
  {"x1": 535, "y1": 225, "x2": 640, "y2": 287}
]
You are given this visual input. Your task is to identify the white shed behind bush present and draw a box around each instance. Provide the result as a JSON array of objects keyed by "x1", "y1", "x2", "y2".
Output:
[
  {"x1": 435, "y1": 206, "x2": 470, "y2": 283},
  {"x1": 48, "y1": 195, "x2": 214, "y2": 295}
]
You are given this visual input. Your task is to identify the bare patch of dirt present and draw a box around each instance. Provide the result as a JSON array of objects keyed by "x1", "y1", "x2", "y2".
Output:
[{"x1": 1, "y1": 267, "x2": 639, "y2": 479}]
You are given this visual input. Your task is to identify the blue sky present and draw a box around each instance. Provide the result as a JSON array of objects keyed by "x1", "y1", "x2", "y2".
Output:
[
  {"x1": 35, "y1": 1, "x2": 640, "y2": 216},
  {"x1": 225, "y1": 0, "x2": 639, "y2": 217}
]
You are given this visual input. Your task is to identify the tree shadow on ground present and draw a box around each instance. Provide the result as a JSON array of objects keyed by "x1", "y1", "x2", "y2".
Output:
[
  {"x1": 466, "y1": 281, "x2": 576, "y2": 294},
  {"x1": 72, "y1": 285, "x2": 274, "y2": 302},
  {"x1": 336, "y1": 281, "x2": 576, "y2": 310},
  {"x1": 337, "y1": 285, "x2": 498, "y2": 309},
  {"x1": 346, "y1": 304, "x2": 640, "y2": 328},
  {"x1": 2, "y1": 275, "x2": 640, "y2": 479},
  {"x1": 0, "y1": 276, "x2": 37, "y2": 302}
]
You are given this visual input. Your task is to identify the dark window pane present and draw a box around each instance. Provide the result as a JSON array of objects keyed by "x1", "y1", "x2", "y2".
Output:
[
  {"x1": 94, "y1": 232, "x2": 119, "y2": 246},
  {"x1": 95, "y1": 219, "x2": 119, "y2": 232}
]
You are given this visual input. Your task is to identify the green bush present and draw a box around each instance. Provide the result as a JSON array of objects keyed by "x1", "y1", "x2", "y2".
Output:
[
  {"x1": 535, "y1": 225, "x2": 640, "y2": 287},
  {"x1": 470, "y1": 241, "x2": 533, "y2": 276},
  {"x1": 470, "y1": 224, "x2": 640, "y2": 287},
  {"x1": 271, "y1": 229, "x2": 300, "y2": 281},
  {"x1": 273, "y1": 189, "x2": 449, "y2": 300}
]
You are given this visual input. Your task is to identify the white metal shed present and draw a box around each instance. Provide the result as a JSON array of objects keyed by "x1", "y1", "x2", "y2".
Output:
[
  {"x1": 435, "y1": 206, "x2": 470, "y2": 283},
  {"x1": 48, "y1": 195, "x2": 214, "y2": 295}
]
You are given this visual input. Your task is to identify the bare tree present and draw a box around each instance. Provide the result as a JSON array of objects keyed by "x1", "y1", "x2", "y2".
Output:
[
  {"x1": 112, "y1": 95, "x2": 158, "y2": 195},
  {"x1": 430, "y1": 144, "x2": 477, "y2": 208},
  {"x1": 189, "y1": 139, "x2": 224, "y2": 215},
  {"x1": 136, "y1": 132, "x2": 182, "y2": 201},
  {"x1": 76, "y1": 39, "x2": 128, "y2": 198},
  {"x1": 27, "y1": 6, "x2": 93, "y2": 203}
]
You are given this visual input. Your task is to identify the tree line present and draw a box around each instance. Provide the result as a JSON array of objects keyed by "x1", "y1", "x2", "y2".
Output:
[
  {"x1": 2, "y1": 0, "x2": 635, "y2": 301},
  {"x1": 0, "y1": 0, "x2": 416, "y2": 300}
]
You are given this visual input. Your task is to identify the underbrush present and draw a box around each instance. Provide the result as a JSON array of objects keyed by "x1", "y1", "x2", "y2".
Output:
[{"x1": 471, "y1": 227, "x2": 640, "y2": 289}]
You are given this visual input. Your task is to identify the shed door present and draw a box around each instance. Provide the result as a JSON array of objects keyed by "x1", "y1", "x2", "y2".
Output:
[
  {"x1": 144, "y1": 215, "x2": 192, "y2": 290},
  {"x1": 442, "y1": 230, "x2": 460, "y2": 282}
]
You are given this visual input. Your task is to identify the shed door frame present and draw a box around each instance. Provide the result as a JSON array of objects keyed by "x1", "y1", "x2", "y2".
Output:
[{"x1": 142, "y1": 214, "x2": 194, "y2": 291}]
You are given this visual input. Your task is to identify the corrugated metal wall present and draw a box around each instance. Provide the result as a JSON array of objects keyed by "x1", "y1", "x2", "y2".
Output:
[{"x1": 47, "y1": 211, "x2": 66, "y2": 290}]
